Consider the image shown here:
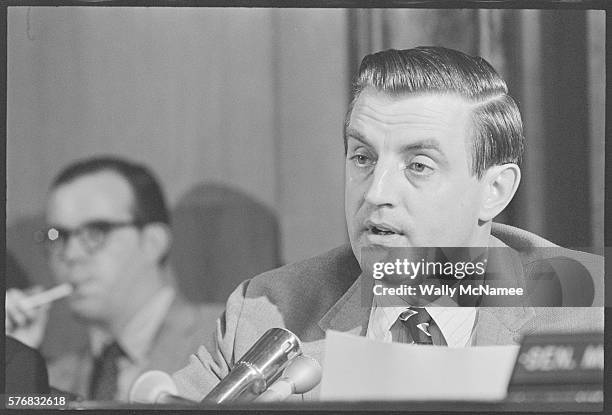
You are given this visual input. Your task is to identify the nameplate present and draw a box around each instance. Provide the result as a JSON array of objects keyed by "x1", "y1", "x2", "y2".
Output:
[{"x1": 509, "y1": 332, "x2": 603, "y2": 386}]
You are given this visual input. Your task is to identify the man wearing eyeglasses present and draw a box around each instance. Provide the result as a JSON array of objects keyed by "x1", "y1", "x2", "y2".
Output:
[{"x1": 5, "y1": 156, "x2": 220, "y2": 402}]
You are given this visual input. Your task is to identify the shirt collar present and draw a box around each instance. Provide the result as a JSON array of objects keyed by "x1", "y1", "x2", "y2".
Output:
[{"x1": 89, "y1": 285, "x2": 176, "y2": 362}]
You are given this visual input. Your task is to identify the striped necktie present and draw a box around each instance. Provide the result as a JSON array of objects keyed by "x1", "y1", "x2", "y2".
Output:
[{"x1": 390, "y1": 307, "x2": 445, "y2": 345}]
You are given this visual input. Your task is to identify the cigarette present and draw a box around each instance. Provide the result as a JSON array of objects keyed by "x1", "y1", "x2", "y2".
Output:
[{"x1": 21, "y1": 283, "x2": 74, "y2": 310}]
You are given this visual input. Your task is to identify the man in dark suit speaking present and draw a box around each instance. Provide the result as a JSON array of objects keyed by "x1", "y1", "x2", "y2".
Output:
[{"x1": 171, "y1": 47, "x2": 603, "y2": 401}]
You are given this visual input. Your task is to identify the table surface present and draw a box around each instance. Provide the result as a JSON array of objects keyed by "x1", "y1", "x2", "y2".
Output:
[{"x1": 66, "y1": 398, "x2": 604, "y2": 412}]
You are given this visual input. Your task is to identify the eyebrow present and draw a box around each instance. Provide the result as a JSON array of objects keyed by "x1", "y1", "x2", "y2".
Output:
[
  {"x1": 344, "y1": 127, "x2": 370, "y2": 147},
  {"x1": 345, "y1": 127, "x2": 445, "y2": 155},
  {"x1": 399, "y1": 139, "x2": 444, "y2": 155}
]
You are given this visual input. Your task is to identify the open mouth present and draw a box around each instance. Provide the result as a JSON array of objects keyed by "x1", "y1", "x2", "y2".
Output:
[
  {"x1": 370, "y1": 226, "x2": 396, "y2": 235},
  {"x1": 366, "y1": 222, "x2": 402, "y2": 236}
]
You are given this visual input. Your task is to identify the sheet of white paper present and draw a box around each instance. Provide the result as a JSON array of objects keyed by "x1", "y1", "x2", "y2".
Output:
[{"x1": 320, "y1": 330, "x2": 519, "y2": 401}]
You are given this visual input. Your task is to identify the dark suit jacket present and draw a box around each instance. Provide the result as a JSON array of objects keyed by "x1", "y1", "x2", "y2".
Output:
[
  {"x1": 5, "y1": 336, "x2": 50, "y2": 394},
  {"x1": 172, "y1": 224, "x2": 604, "y2": 401},
  {"x1": 47, "y1": 295, "x2": 223, "y2": 400}
]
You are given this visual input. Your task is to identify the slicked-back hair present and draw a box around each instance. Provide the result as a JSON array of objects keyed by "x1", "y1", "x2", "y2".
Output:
[
  {"x1": 344, "y1": 46, "x2": 525, "y2": 178},
  {"x1": 51, "y1": 156, "x2": 170, "y2": 262}
]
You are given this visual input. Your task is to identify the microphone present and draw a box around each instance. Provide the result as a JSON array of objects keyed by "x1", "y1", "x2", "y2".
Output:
[
  {"x1": 255, "y1": 355, "x2": 322, "y2": 402},
  {"x1": 129, "y1": 370, "x2": 196, "y2": 405},
  {"x1": 202, "y1": 328, "x2": 302, "y2": 404}
]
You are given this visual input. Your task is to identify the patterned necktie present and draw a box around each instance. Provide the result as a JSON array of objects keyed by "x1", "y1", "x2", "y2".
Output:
[
  {"x1": 390, "y1": 307, "x2": 443, "y2": 345},
  {"x1": 89, "y1": 341, "x2": 125, "y2": 401}
]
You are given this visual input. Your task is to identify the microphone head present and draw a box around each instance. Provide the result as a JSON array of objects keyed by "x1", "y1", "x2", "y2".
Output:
[
  {"x1": 283, "y1": 355, "x2": 322, "y2": 394},
  {"x1": 203, "y1": 328, "x2": 302, "y2": 404},
  {"x1": 129, "y1": 370, "x2": 178, "y2": 403}
]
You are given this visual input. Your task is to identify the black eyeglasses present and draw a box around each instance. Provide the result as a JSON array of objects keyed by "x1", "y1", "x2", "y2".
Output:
[{"x1": 36, "y1": 220, "x2": 143, "y2": 256}]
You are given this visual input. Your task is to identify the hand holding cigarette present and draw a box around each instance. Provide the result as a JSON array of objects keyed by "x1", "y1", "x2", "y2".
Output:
[{"x1": 5, "y1": 283, "x2": 73, "y2": 349}]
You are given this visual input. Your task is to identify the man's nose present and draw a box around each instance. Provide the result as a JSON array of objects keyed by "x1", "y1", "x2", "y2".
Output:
[
  {"x1": 59, "y1": 235, "x2": 89, "y2": 263},
  {"x1": 364, "y1": 159, "x2": 402, "y2": 207}
]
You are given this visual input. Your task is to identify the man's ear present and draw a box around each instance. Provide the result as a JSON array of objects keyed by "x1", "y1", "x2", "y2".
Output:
[
  {"x1": 479, "y1": 163, "x2": 521, "y2": 222},
  {"x1": 141, "y1": 223, "x2": 172, "y2": 264}
]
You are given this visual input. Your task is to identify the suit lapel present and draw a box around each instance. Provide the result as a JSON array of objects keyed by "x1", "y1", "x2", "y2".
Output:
[
  {"x1": 47, "y1": 344, "x2": 95, "y2": 399},
  {"x1": 471, "y1": 307, "x2": 535, "y2": 345},
  {"x1": 317, "y1": 272, "x2": 371, "y2": 337},
  {"x1": 145, "y1": 296, "x2": 197, "y2": 373},
  {"x1": 471, "y1": 237, "x2": 536, "y2": 345},
  {"x1": 76, "y1": 349, "x2": 96, "y2": 398}
]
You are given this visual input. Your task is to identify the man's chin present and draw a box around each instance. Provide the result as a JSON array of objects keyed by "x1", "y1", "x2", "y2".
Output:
[{"x1": 69, "y1": 302, "x2": 107, "y2": 325}]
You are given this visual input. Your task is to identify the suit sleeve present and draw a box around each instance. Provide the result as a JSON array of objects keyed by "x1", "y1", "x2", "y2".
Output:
[{"x1": 172, "y1": 280, "x2": 250, "y2": 401}]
